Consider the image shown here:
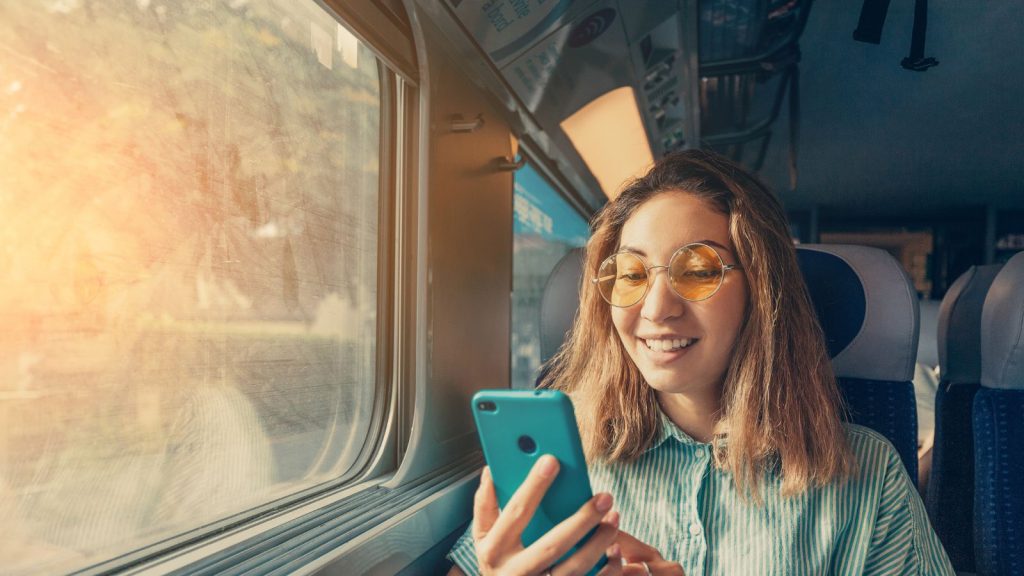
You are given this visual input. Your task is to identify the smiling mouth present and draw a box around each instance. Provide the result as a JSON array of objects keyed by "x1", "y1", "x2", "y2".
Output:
[{"x1": 642, "y1": 338, "x2": 699, "y2": 352}]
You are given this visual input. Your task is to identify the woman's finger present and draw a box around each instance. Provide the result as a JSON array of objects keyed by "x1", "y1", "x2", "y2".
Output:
[
  {"x1": 615, "y1": 531, "x2": 685, "y2": 575},
  {"x1": 545, "y1": 518, "x2": 619, "y2": 576},
  {"x1": 519, "y1": 496, "x2": 616, "y2": 570},
  {"x1": 622, "y1": 560, "x2": 686, "y2": 576},
  {"x1": 484, "y1": 455, "x2": 560, "y2": 547},
  {"x1": 615, "y1": 529, "x2": 659, "y2": 563},
  {"x1": 595, "y1": 544, "x2": 622, "y2": 575},
  {"x1": 471, "y1": 467, "x2": 500, "y2": 542}
]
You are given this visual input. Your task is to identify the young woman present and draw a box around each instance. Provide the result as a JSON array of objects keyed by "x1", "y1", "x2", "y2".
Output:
[{"x1": 448, "y1": 150, "x2": 953, "y2": 575}]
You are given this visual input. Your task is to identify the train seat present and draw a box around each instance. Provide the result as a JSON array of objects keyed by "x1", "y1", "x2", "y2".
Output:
[
  {"x1": 974, "y1": 252, "x2": 1024, "y2": 576},
  {"x1": 928, "y1": 264, "x2": 1003, "y2": 571},
  {"x1": 796, "y1": 244, "x2": 921, "y2": 484},
  {"x1": 537, "y1": 247, "x2": 586, "y2": 377}
]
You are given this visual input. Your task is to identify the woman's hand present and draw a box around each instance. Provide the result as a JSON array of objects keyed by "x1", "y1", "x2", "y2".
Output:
[
  {"x1": 615, "y1": 531, "x2": 685, "y2": 576},
  {"x1": 472, "y1": 455, "x2": 623, "y2": 575}
]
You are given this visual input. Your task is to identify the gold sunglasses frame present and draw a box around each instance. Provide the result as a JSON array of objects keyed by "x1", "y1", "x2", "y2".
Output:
[{"x1": 590, "y1": 242, "x2": 742, "y2": 307}]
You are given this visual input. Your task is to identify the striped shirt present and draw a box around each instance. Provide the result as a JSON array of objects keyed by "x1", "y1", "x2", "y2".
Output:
[{"x1": 448, "y1": 411, "x2": 954, "y2": 575}]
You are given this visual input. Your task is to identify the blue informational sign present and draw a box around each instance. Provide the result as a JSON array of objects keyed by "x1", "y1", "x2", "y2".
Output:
[
  {"x1": 511, "y1": 161, "x2": 590, "y2": 389},
  {"x1": 513, "y1": 163, "x2": 589, "y2": 246}
]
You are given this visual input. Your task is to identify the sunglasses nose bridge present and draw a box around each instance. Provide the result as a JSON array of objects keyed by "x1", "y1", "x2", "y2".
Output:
[
  {"x1": 643, "y1": 264, "x2": 676, "y2": 298},
  {"x1": 637, "y1": 263, "x2": 687, "y2": 319}
]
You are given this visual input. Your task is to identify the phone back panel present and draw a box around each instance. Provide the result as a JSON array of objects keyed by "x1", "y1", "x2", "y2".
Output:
[{"x1": 471, "y1": 389, "x2": 594, "y2": 546}]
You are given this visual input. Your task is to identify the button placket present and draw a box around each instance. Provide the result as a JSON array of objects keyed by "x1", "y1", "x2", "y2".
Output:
[
  {"x1": 691, "y1": 446, "x2": 711, "y2": 573},
  {"x1": 675, "y1": 445, "x2": 707, "y2": 574},
  {"x1": 690, "y1": 446, "x2": 710, "y2": 537}
]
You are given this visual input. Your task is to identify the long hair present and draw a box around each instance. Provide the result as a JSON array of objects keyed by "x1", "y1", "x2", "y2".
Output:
[{"x1": 542, "y1": 149, "x2": 854, "y2": 499}]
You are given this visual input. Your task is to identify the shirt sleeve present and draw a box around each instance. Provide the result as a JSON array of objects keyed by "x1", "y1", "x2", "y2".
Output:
[
  {"x1": 862, "y1": 444, "x2": 955, "y2": 576},
  {"x1": 447, "y1": 525, "x2": 481, "y2": 575}
]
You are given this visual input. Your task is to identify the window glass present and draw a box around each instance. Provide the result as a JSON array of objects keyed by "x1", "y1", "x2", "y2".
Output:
[
  {"x1": 511, "y1": 163, "x2": 589, "y2": 389},
  {"x1": 0, "y1": 1, "x2": 381, "y2": 572}
]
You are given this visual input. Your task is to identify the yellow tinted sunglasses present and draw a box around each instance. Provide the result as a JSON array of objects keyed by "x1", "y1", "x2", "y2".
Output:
[{"x1": 591, "y1": 242, "x2": 742, "y2": 307}]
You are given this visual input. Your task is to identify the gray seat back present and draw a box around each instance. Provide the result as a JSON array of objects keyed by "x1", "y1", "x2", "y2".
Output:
[
  {"x1": 927, "y1": 264, "x2": 1002, "y2": 571},
  {"x1": 538, "y1": 247, "x2": 585, "y2": 367}
]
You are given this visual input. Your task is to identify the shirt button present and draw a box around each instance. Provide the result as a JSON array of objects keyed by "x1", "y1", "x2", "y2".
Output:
[
  {"x1": 695, "y1": 450, "x2": 706, "y2": 460},
  {"x1": 688, "y1": 522, "x2": 702, "y2": 536}
]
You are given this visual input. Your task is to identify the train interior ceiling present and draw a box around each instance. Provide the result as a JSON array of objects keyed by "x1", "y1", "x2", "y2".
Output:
[
  {"x1": 1, "y1": 0, "x2": 1022, "y2": 575},
  {"x1": 439, "y1": 0, "x2": 1024, "y2": 294}
]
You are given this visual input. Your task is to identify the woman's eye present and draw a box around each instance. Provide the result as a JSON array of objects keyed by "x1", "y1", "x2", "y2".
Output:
[
  {"x1": 619, "y1": 272, "x2": 647, "y2": 284},
  {"x1": 683, "y1": 269, "x2": 721, "y2": 280}
]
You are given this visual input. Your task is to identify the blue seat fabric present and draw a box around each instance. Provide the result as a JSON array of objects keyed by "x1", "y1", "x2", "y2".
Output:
[
  {"x1": 927, "y1": 381, "x2": 980, "y2": 571},
  {"x1": 973, "y1": 388, "x2": 1024, "y2": 576},
  {"x1": 839, "y1": 377, "x2": 919, "y2": 486}
]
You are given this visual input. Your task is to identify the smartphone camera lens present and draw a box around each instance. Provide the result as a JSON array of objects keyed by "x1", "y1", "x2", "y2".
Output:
[
  {"x1": 477, "y1": 401, "x2": 496, "y2": 412},
  {"x1": 518, "y1": 435, "x2": 537, "y2": 454}
]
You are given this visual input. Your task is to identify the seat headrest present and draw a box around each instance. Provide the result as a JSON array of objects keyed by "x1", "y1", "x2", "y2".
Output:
[
  {"x1": 981, "y1": 252, "x2": 1024, "y2": 390},
  {"x1": 796, "y1": 244, "x2": 919, "y2": 382},
  {"x1": 937, "y1": 264, "x2": 1003, "y2": 384},
  {"x1": 539, "y1": 248, "x2": 585, "y2": 364}
]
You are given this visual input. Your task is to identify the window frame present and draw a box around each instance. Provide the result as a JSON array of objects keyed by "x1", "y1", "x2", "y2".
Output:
[{"x1": 47, "y1": 2, "x2": 418, "y2": 573}]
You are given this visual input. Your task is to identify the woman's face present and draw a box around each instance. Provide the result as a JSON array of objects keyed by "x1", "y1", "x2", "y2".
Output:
[{"x1": 610, "y1": 191, "x2": 749, "y2": 399}]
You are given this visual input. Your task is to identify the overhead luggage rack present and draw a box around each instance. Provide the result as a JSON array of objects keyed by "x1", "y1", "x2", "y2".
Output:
[{"x1": 696, "y1": 0, "x2": 813, "y2": 187}]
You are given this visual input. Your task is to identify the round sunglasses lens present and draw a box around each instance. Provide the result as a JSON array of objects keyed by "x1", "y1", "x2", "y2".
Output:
[
  {"x1": 670, "y1": 244, "x2": 724, "y2": 300},
  {"x1": 597, "y1": 253, "x2": 647, "y2": 307}
]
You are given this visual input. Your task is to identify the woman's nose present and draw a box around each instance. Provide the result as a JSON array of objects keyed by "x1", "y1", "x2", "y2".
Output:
[{"x1": 640, "y1": 268, "x2": 684, "y2": 322}]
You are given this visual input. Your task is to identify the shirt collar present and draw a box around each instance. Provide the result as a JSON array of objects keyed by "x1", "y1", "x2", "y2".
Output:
[{"x1": 646, "y1": 406, "x2": 710, "y2": 453}]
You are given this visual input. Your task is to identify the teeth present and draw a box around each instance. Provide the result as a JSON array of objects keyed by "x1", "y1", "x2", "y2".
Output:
[{"x1": 644, "y1": 338, "x2": 696, "y2": 352}]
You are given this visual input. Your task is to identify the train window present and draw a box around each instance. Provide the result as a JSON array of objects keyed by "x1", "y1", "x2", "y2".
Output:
[
  {"x1": 511, "y1": 162, "x2": 589, "y2": 389},
  {"x1": 0, "y1": 1, "x2": 387, "y2": 572}
]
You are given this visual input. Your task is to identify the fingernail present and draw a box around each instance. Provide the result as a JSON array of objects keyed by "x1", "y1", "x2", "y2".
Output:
[
  {"x1": 481, "y1": 467, "x2": 490, "y2": 484},
  {"x1": 595, "y1": 492, "x2": 613, "y2": 512},
  {"x1": 606, "y1": 544, "x2": 621, "y2": 558},
  {"x1": 606, "y1": 511, "x2": 620, "y2": 526},
  {"x1": 538, "y1": 455, "x2": 559, "y2": 477}
]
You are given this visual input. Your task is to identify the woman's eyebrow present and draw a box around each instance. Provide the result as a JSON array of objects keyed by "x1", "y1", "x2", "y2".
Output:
[
  {"x1": 699, "y1": 239, "x2": 734, "y2": 253},
  {"x1": 618, "y1": 239, "x2": 735, "y2": 255}
]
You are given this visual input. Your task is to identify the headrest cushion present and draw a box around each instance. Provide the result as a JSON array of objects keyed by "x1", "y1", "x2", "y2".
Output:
[
  {"x1": 981, "y1": 252, "x2": 1024, "y2": 389},
  {"x1": 797, "y1": 249, "x2": 866, "y2": 357},
  {"x1": 937, "y1": 264, "x2": 1002, "y2": 384},
  {"x1": 797, "y1": 244, "x2": 919, "y2": 382}
]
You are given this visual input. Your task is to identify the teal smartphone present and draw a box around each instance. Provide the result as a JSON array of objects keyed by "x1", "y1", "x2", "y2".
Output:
[{"x1": 471, "y1": 389, "x2": 605, "y2": 573}]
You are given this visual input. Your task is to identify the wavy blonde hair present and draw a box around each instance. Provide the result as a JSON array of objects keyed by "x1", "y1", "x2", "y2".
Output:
[{"x1": 542, "y1": 150, "x2": 854, "y2": 499}]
